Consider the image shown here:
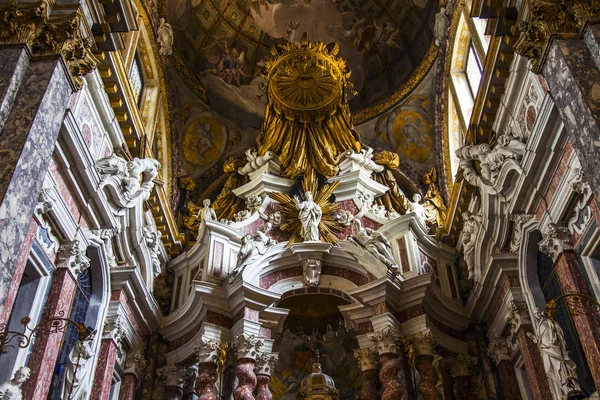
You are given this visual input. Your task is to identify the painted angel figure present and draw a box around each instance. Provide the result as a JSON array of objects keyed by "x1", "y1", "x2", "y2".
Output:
[
  {"x1": 199, "y1": 41, "x2": 248, "y2": 86},
  {"x1": 294, "y1": 191, "x2": 322, "y2": 242}
]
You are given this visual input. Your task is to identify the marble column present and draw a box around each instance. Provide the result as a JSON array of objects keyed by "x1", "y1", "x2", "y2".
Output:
[
  {"x1": 506, "y1": 301, "x2": 553, "y2": 400},
  {"x1": 538, "y1": 25, "x2": 600, "y2": 203},
  {"x1": 120, "y1": 349, "x2": 146, "y2": 400},
  {"x1": 353, "y1": 347, "x2": 381, "y2": 400},
  {"x1": 487, "y1": 339, "x2": 521, "y2": 400},
  {"x1": 412, "y1": 331, "x2": 440, "y2": 400},
  {"x1": 21, "y1": 266, "x2": 78, "y2": 399},
  {"x1": 196, "y1": 338, "x2": 219, "y2": 400},
  {"x1": 539, "y1": 225, "x2": 600, "y2": 387},
  {"x1": 371, "y1": 327, "x2": 404, "y2": 400},
  {"x1": 91, "y1": 316, "x2": 124, "y2": 399},
  {"x1": 451, "y1": 354, "x2": 474, "y2": 400},
  {"x1": 233, "y1": 334, "x2": 263, "y2": 400},
  {"x1": 163, "y1": 364, "x2": 185, "y2": 400},
  {"x1": 0, "y1": 47, "x2": 73, "y2": 316},
  {"x1": 254, "y1": 352, "x2": 277, "y2": 400}
]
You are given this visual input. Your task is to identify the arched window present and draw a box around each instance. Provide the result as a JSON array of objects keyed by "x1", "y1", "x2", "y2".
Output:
[{"x1": 129, "y1": 54, "x2": 144, "y2": 106}]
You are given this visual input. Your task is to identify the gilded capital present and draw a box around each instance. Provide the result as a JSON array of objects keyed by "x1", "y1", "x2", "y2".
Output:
[
  {"x1": 353, "y1": 347, "x2": 379, "y2": 371},
  {"x1": 514, "y1": 0, "x2": 582, "y2": 73},
  {"x1": 0, "y1": 1, "x2": 99, "y2": 88},
  {"x1": 411, "y1": 330, "x2": 435, "y2": 357}
]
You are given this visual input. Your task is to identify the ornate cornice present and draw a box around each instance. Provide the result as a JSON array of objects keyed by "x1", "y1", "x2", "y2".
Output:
[
  {"x1": 514, "y1": 0, "x2": 597, "y2": 73},
  {"x1": 0, "y1": 0, "x2": 99, "y2": 88}
]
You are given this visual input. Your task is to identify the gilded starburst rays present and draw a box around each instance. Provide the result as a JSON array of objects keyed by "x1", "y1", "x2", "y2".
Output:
[{"x1": 270, "y1": 169, "x2": 343, "y2": 246}]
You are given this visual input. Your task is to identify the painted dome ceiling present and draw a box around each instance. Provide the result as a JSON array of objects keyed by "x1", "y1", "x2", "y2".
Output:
[{"x1": 166, "y1": 0, "x2": 438, "y2": 115}]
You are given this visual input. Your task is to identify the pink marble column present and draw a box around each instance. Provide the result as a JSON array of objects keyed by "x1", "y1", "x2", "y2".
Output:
[
  {"x1": 163, "y1": 364, "x2": 185, "y2": 400},
  {"x1": 255, "y1": 353, "x2": 277, "y2": 400},
  {"x1": 21, "y1": 267, "x2": 77, "y2": 399},
  {"x1": 488, "y1": 339, "x2": 521, "y2": 400},
  {"x1": 517, "y1": 325, "x2": 553, "y2": 400},
  {"x1": 196, "y1": 362, "x2": 218, "y2": 400},
  {"x1": 120, "y1": 347, "x2": 146, "y2": 400},
  {"x1": 0, "y1": 218, "x2": 37, "y2": 326},
  {"x1": 353, "y1": 347, "x2": 381, "y2": 400},
  {"x1": 412, "y1": 331, "x2": 439, "y2": 400},
  {"x1": 119, "y1": 374, "x2": 138, "y2": 400},
  {"x1": 91, "y1": 338, "x2": 119, "y2": 399},
  {"x1": 234, "y1": 359, "x2": 257, "y2": 400},
  {"x1": 379, "y1": 353, "x2": 403, "y2": 400},
  {"x1": 539, "y1": 225, "x2": 600, "y2": 387},
  {"x1": 371, "y1": 328, "x2": 404, "y2": 400},
  {"x1": 450, "y1": 355, "x2": 474, "y2": 400},
  {"x1": 0, "y1": 49, "x2": 73, "y2": 315},
  {"x1": 232, "y1": 334, "x2": 263, "y2": 400},
  {"x1": 555, "y1": 251, "x2": 600, "y2": 387}
]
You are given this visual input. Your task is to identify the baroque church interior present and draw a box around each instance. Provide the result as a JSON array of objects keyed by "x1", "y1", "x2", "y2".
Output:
[{"x1": 0, "y1": 0, "x2": 600, "y2": 399}]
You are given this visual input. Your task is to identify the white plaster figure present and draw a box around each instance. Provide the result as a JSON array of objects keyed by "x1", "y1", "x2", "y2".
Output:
[
  {"x1": 349, "y1": 226, "x2": 398, "y2": 272},
  {"x1": 238, "y1": 149, "x2": 279, "y2": 176},
  {"x1": 434, "y1": 7, "x2": 449, "y2": 46},
  {"x1": 460, "y1": 210, "x2": 482, "y2": 280},
  {"x1": 527, "y1": 307, "x2": 582, "y2": 397},
  {"x1": 233, "y1": 223, "x2": 276, "y2": 274},
  {"x1": 407, "y1": 193, "x2": 428, "y2": 226},
  {"x1": 60, "y1": 338, "x2": 95, "y2": 400},
  {"x1": 157, "y1": 18, "x2": 174, "y2": 56},
  {"x1": 294, "y1": 191, "x2": 322, "y2": 242},
  {"x1": 143, "y1": 226, "x2": 163, "y2": 277},
  {"x1": 0, "y1": 367, "x2": 30, "y2": 400}
]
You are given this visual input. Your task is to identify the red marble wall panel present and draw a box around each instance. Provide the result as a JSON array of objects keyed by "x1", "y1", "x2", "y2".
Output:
[
  {"x1": 397, "y1": 304, "x2": 425, "y2": 323},
  {"x1": 397, "y1": 237, "x2": 410, "y2": 273},
  {"x1": 48, "y1": 159, "x2": 86, "y2": 227},
  {"x1": 119, "y1": 374, "x2": 138, "y2": 400},
  {"x1": 555, "y1": 251, "x2": 600, "y2": 387},
  {"x1": 0, "y1": 218, "x2": 37, "y2": 326},
  {"x1": 212, "y1": 241, "x2": 224, "y2": 279},
  {"x1": 517, "y1": 325, "x2": 553, "y2": 400},
  {"x1": 22, "y1": 267, "x2": 77, "y2": 399},
  {"x1": 91, "y1": 339, "x2": 119, "y2": 400},
  {"x1": 544, "y1": 140, "x2": 574, "y2": 205}
]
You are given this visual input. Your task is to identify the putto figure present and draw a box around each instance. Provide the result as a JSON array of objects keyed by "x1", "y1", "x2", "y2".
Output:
[{"x1": 294, "y1": 191, "x2": 322, "y2": 242}]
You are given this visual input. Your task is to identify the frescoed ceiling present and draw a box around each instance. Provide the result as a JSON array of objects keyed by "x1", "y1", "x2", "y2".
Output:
[
  {"x1": 166, "y1": 0, "x2": 437, "y2": 113},
  {"x1": 162, "y1": 0, "x2": 443, "y2": 223}
]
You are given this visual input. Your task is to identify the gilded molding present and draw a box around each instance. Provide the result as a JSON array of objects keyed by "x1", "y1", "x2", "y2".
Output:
[
  {"x1": 0, "y1": 0, "x2": 99, "y2": 88},
  {"x1": 514, "y1": 0, "x2": 585, "y2": 73},
  {"x1": 354, "y1": 42, "x2": 439, "y2": 124}
]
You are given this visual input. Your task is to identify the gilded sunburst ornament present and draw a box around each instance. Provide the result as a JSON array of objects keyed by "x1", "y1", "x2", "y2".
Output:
[{"x1": 270, "y1": 169, "x2": 343, "y2": 246}]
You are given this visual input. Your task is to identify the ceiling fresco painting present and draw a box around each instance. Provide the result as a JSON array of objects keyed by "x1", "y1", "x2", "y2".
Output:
[{"x1": 164, "y1": 0, "x2": 443, "y2": 228}]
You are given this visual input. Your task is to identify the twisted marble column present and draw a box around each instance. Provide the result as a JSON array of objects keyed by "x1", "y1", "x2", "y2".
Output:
[
  {"x1": 255, "y1": 353, "x2": 278, "y2": 400},
  {"x1": 354, "y1": 347, "x2": 381, "y2": 400},
  {"x1": 371, "y1": 327, "x2": 404, "y2": 400},
  {"x1": 196, "y1": 338, "x2": 219, "y2": 400},
  {"x1": 233, "y1": 334, "x2": 263, "y2": 400},
  {"x1": 411, "y1": 331, "x2": 440, "y2": 400},
  {"x1": 451, "y1": 354, "x2": 474, "y2": 400},
  {"x1": 197, "y1": 363, "x2": 218, "y2": 400}
]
